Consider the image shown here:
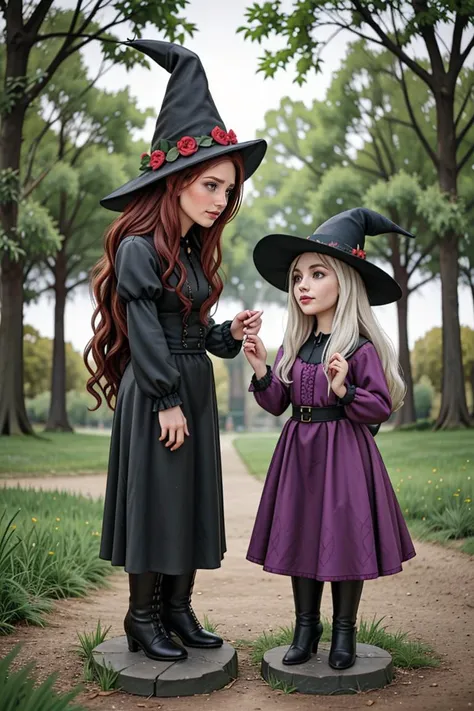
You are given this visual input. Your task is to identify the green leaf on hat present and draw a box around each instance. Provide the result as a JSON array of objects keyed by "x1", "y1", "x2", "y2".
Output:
[
  {"x1": 157, "y1": 139, "x2": 171, "y2": 153},
  {"x1": 199, "y1": 136, "x2": 214, "y2": 147},
  {"x1": 166, "y1": 147, "x2": 180, "y2": 162}
]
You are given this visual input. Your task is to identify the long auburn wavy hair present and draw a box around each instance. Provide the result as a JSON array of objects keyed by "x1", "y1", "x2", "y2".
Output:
[{"x1": 84, "y1": 153, "x2": 245, "y2": 411}]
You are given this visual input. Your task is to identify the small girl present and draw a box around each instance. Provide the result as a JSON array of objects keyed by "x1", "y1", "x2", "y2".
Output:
[{"x1": 243, "y1": 207, "x2": 416, "y2": 671}]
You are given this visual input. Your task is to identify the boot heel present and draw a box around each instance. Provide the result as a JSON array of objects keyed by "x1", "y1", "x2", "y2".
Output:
[{"x1": 127, "y1": 635, "x2": 139, "y2": 653}]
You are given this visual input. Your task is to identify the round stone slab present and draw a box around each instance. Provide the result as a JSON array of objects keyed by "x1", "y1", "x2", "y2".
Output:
[
  {"x1": 262, "y1": 643, "x2": 393, "y2": 695},
  {"x1": 93, "y1": 636, "x2": 238, "y2": 697}
]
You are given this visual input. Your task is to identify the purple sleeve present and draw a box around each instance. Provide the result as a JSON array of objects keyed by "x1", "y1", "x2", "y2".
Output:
[
  {"x1": 342, "y1": 343, "x2": 392, "y2": 424},
  {"x1": 248, "y1": 346, "x2": 291, "y2": 416}
]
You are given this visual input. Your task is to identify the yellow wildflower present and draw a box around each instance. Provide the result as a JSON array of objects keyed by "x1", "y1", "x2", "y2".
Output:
[
  {"x1": 48, "y1": 551, "x2": 55, "y2": 556},
  {"x1": 465, "y1": 498, "x2": 471, "y2": 504},
  {"x1": 31, "y1": 517, "x2": 37, "y2": 523},
  {"x1": 56, "y1": 517, "x2": 60, "y2": 522},
  {"x1": 453, "y1": 493, "x2": 460, "y2": 497},
  {"x1": 428, "y1": 480, "x2": 432, "y2": 484},
  {"x1": 432, "y1": 468, "x2": 437, "y2": 473}
]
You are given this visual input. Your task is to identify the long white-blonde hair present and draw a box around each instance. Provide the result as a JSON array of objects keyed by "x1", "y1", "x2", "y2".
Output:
[{"x1": 275, "y1": 252, "x2": 406, "y2": 412}]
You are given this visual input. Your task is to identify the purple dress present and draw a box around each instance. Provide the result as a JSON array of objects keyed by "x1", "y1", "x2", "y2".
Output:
[{"x1": 247, "y1": 339, "x2": 416, "y2": 581}]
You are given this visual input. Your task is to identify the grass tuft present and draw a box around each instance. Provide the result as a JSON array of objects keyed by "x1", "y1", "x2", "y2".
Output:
[{"x1": 251, "y1": 616, "x2": 438, "y2": 670}]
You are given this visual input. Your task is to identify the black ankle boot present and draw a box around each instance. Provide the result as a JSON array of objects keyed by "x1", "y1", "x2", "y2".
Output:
[
  {"x1": 160, "y1": 571, "x2": 223, "y2": 648},
  {"x1": 328, "y1": 580, "x2": 363, "y2": 670},
  {"x1": 282, "y1": 577, "x2": 324, "y2": 666},
  {"x1": 124, "y1": 572, "x2": 187, "y2": 661}
]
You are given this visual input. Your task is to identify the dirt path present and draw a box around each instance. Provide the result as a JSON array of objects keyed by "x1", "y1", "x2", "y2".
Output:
[{"x1": 1, "y1": 435, "x2": 473, "y2": 711}]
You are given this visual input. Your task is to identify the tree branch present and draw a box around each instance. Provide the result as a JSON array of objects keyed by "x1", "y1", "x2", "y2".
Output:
[
  {"x1": 0, "y1": 0, "x2": 7, "y2": 16},
  {"x1": 407, "y1": 235, "x2": 438, "y2": 277},
  {"x1": 408, "y1": 273, "x2": 436, "y2": 294},
  {"x1": 351, "y1": 0, "x2": 434, "y2": 87},
  {"x1": 455, "y1": 79, "x2": 474, "y2": 128},
  {"x1": 410, "y1": 1, "x2": 445, "y2": 77},
  {"x1": 396, "y1": 59, "x2": 439, "y2": 168},
  {"x1": 66, "y1": 275, "x2": 90, "y2": 293},
  {"x1": 457, "y1": 141, "x2": 474, "y2": 173},
  {"x1": 456, "y1": 112, "x2": 474, "y2": 149},
  {"x1": 23, "y1": 0, "x2": 55, "y2": 35},
  {"x1": 449, "y1": 13, "x2": 468, "y2": 79}
]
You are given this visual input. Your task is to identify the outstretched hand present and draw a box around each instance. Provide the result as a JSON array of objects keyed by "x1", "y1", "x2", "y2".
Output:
[
  {"x1": 230, "y1": 310, "x2": 263, "y2": 340},
  {"x1": 243, "y1": 334, "x2": 268, "y2": 380}
]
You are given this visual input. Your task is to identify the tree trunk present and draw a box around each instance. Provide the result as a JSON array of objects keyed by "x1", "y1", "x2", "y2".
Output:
[
  {"x1": 0, "y1": 258, "x2": 33, "y2": 434},
  {"x1": 434, "y1": 90, "x2": 470, "y2": 429},
  {"x1": 226, "y1": 357, "x2": 246, "y2": 429},
  {"x1": 45, "y1": 243, "x2": 73, "y2": 432},
  {"x1": 393, "y1": 278, "x2": 416, "y2": 426},
  {"x1": 0, "y1": 30, "x2": 33, "y2": 435},
  {"x1": 390, "y1": 237, "x2": 416, "y2": 427}
]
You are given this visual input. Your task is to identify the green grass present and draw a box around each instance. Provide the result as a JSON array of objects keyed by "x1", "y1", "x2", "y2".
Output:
[
  {"x1": 0, "y1": 432, "x2": 110, "y2": 476},
  {"x1": 0, "y1": 488, "x2": 112, "y2": 634},
  {"x1": 0, "y1": 645, "x2": 86, "y2": 710},
  {"x1": 234, "y1": 429, "x2": 474, "y2": 548},
  {"x1": 76, "y1": 621, "x2": 119, "y2": 691},
  {"x1": 251, "y1": 617, "x2": 438, "y2": 670}
]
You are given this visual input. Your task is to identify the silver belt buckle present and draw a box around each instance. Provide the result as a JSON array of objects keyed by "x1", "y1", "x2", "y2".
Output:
[{"x1": 300, "y1": 406, "x2": 312, "y2": 423}]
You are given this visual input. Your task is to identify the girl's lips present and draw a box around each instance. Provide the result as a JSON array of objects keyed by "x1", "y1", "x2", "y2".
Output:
[
  {"x1": 300, "y1": 296, "x2": 313, "y2": 303},
  {"x1": 206, "y1": 211, "x2": 220, "y2": 219}
]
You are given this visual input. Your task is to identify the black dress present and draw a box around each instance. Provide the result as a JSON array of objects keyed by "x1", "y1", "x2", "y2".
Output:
[{"x1": 99, "y1": 234, "x2": 242, "y2": 574}]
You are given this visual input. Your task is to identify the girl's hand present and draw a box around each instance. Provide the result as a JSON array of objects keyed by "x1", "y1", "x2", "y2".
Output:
[
  {"x1": 243, "y1": 334, "x2": 268, "y2": 379},
  {"x1": 158, "y1": 405, "x2": 190, "y2": 451},
  {"x1": 329, "y1": 353, "x2": 349, "y2": 398},
  {"x1": 230, "y1": 309, "x2": 263, "y2": 340}
]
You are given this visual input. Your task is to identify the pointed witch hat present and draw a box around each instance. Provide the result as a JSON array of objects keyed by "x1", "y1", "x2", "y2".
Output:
[
  {"x1": 253, "y1": 207, "x2": 415, "y2": 305},
  {"x1": 100, "y1": 40, "x2": 267, "y2": 212}
]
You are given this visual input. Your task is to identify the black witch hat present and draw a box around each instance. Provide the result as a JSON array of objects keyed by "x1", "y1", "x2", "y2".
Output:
[
  {"x1": 100, "y1": 40, "x2": 267, "y2": 212},
  {"x1": 253, "y1": 208, "x2": 414, "y2": 305}
]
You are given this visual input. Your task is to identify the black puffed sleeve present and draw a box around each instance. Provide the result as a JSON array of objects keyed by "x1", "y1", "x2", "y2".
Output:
[
  {"x1": 116, "y1": 237, "x2": 182, "y2": 411},
  {"x1": 205, "y1": 317, "x2": 242, "y2": 359}
]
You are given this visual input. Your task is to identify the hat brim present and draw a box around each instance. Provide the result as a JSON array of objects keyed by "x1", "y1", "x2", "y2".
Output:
[
  {"x1": 253, "y1": 233, "x2": 402, "y2": 306},
  {"x1": 100, "y1": 139, "x2": 267, "y2": 212}
]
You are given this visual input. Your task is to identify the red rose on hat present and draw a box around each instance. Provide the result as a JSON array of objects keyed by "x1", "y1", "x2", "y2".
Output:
[
  {"x1": 149, "y1": 150, "x2": 166, "y2": 170},
  {"x1": 177, "y1": 136, "x2": 198, "y2": 156},
  {"x1": 211, "y1": 126, "x2": 230, "y2": 145},
  {"x1": 227, "y1": 129, "x2": 238, "y2": 145}
]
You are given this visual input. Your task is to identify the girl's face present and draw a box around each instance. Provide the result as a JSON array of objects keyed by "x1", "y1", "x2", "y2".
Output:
[
  {"x1": 178, "y1": 160, "x2": 236, "y2": 235},
  {"x1": 292, "y1": 252, "x2": 339, "y2": 317}
]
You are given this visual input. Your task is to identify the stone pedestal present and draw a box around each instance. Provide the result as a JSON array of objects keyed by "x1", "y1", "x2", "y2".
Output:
[
  {"x1": 93, "y1": 636, "x2": 237, "y2": 697},
  {"x1": 261, "y1": 643, "x2": 393, "y2": 695}
]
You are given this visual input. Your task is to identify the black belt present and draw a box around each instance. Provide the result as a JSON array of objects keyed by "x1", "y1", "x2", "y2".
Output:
[{"x1": 292, "y1": 405, "x2": 347, "y2": 423}]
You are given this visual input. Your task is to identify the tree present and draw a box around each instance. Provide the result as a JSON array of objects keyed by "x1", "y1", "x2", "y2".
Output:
[
  {"x1": 23, "y1": 324, "x2": 86, "y2": 399},
  {"x1": 249, "y1": 49, "x2": 443, "y2": 426},
  {"x1": 220, "y1": 208, "x2": 287, "y2": 428},
  {"x1": 240, "y1": 0, "x2": 474, "y2": 428},
  {"x1": 0, "y1": 2, "x2": 195, "y2": 435},
  {"x1": 22, "y1": 45, "x2": 151, "y2": 432},
  {"x1": 412, "y1": 326, "x2": 474, "y2": 416}
]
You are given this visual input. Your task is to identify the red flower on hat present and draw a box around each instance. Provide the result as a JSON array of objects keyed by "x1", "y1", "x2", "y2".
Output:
[
  {"x1": 227, "y1": 129, "x2": 238, "y2": 145},
  {"x1": 211, "y1": 126, "x2": 230, "y2": 145},
  {"x1": 352, "y1": 247, "x2": 366, "y2": 259},
  {"x1": 177, "y1": 136, "x2": 198, "y2": 157},
  {"x1": 149, "y1": 150, "x2": 166, "y2": 170}
]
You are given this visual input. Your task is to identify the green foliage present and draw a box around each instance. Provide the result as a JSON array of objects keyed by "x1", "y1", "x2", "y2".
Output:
[
  {"x1": 0, "y1": 645, "x2": 85, "y2": 711},
  {"x1": 23, "y1": 326, "x2": 87, "y2": 398},
  {"x1": 76, "y1": 621, "x2": 112, "y2": 683},
  {"x1": 414, "y1": 379, "x2": 434, "y2": 420},
  {"x1": 239, "y1": 2, "x2": 473, "y2": 84},
  {"x1": 412, "y1": 326, "x2": 474, "y2": 390},
  {"x1": 0, "y1": 488, "x2": 111, "y2": 634}
]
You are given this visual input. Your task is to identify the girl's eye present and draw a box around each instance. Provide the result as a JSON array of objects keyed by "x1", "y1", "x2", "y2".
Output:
[
  {"x1": 206, "y1": 182, "x2": 217, "y2": 191},
  {"x1": 293, "y1": 275, "x2": 301, "y2": 283},
  {"x1": 313, "y1": 271, "x2": 324, "y2": 279}
]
